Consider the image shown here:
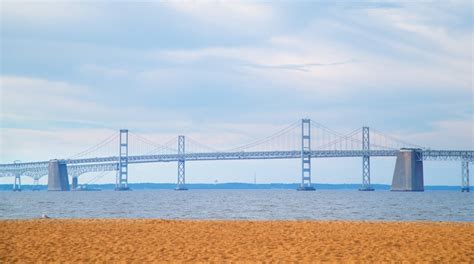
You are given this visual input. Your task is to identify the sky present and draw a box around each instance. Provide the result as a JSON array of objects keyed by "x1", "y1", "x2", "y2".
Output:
[{"x1": 0, "y1": 0, "x2": 473, "y2": 186}]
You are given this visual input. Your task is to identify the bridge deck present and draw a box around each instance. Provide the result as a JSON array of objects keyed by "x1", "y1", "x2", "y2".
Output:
[{"x1": 0, "y1": 150, "x2": 472, "y2": 174}]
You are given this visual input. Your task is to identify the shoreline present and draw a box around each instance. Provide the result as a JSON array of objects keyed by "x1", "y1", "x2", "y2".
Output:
[
  {"x1": 2, "y1": 219, "x2": 473, "y2": 262},
  {"x1": 2, "y1": 218, "x2": 474, "y2": 223}
]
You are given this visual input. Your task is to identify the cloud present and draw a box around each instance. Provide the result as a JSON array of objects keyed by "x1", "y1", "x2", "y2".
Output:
[
  {"x1": 149, "y1": 45, "x2": 359, "y2": 96},
  {"x1": 242, "y1": 59, "x2": 358, "y2": 72},
  {"x1": 404, "y1": 119, "x2": 474, "y2": 150},
  {"x1": 1, "y1": 1, "x2": 101, "y2": 25},
  {"x1": 162, "y1": 1, "x2": 275, "y2": 28},
  {"x1": 147, "y1": 2, "x2": 471, "y2": 96},
  {"x1": 0, "y1": 76, "x2": 174, "y2": 132},
  {"x1": 0, "y1": 127, "x2": 117, "y2": 163},
  {"x1": 0, "y1": 76, "x2": 107, "y2": 126},
  {"x1": 364, "y1": 5, "x2": 472, "y2": 67}
]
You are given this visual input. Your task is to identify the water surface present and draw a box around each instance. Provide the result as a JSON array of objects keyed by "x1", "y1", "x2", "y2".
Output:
[{"x1": 0, "y1": 190, "x2": 472, "y2": 221}]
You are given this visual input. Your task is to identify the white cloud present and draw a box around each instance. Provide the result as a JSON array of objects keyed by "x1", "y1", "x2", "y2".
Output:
[
  {"x1": 0, "y1": 75, "x2": 184, "y2": 130},
  {"x1": 365, "y1": 6, "x2": 472, "y2": 75},
  {"x1": 150, "y1": 44, "x2": 360, "y2": 96},
  {"x1": 151, "y1": 42, "x2": 468, "y2": 99},
  {"x1": 162, "y1": 1, "x2": 275, "y2": 27},
  {"x1": 405, "y1": 119, "x2": 474, "y2": 150},
  {"x1": 0, "y1": 76, "x2": 106, "y2": 123},
  {"x1": 149, "y1": 2, "x2": 472, "y2": 96},
  {"x1": 0, "y1": 127, "x2": 118, "y2": 163},
  {"x1": 1, "y1": 1, "x2": 101, "y2": 25}
]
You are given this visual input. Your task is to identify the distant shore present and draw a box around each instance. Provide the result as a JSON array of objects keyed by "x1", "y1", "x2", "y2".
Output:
[
  {"x1": 1, "y1": 219, "x2": 473, "y2": 262},
  {"x1": 0, "y1": 182, "x2": 465, "y2": 191}
]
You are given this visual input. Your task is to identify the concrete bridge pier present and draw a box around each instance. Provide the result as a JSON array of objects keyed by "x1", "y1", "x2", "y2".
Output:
[
  {"x1": 48, "y1": 159, "x2": 70, "y2": 191},
  {"x1": 72, "y1": 176, "x2": 78, "y2": 190},
  {"x1": 391, "y1": 149, "x2": 424, "y2": 191},
  {"x1": 32, "y1": 176, "x2": 40, "y2": 191},
  {"x1": 13, "y1": 174, "x2": 21, "y2": 192}
]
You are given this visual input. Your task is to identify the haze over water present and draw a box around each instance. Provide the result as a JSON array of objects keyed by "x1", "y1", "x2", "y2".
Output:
[{"x1": 1, "y1": 190, "x2": 472, "y2": 222}]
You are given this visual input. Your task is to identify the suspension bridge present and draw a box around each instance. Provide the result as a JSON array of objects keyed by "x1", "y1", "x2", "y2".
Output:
[{"x1": 0, "y1": 119, "x2": 472, "y2": 192}]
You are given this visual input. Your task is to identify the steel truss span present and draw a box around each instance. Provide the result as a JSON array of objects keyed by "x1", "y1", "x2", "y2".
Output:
[{"x1": 1, "y1": 149, "x2": 472, "y2": 171}]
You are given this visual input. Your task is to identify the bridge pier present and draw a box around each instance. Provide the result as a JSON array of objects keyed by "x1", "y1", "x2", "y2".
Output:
[
  {"x1": 175, "y1": 135, "x2": 188, "y2": 190},
  {"x1": 359, "y1": 127, "x2": 374, "y2": 191},
  {"x1": 32, "y1": 176, "x2": 40, "y2": 191},
  {"x1": 115, "y1": 129, "x2": 130, "y2": 191},
  {"x1": 391, "y1": 149, "x2": 424, "y2": 192},
  {"x1": 48, "y1": 159, "x2": 70, "y2": 191},
  {"x1": 461, "y1": 161, "x2": 470, "y2": 192},
  {"x1": 297, "y1": 119, "x2": 315, "y2": 191},
  {"x1": 13, "y1": 174, "x2": 21, "y2": 192},
  {"x1": 72, "y1": 176, "x2": 78, "y2": 190}
]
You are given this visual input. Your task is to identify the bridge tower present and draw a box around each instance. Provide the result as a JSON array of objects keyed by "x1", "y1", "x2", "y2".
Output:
[
  {"x1": 359, "y1": 127, "x2": 374, "y2": 191},
  {"x1": 175, "y1": 135, "x2": 188, "y2": 190},
  {"x1": 115, "y1": 129, "x2": 130, "y2": 191},
  {"x1": 13, "y1": 173, "x2": 21, "y2": 192},
  {"x1": 297, "y1": 118, "x2": 315, "y2": 191},
  {"x1": 461, "y1": 161, "x2": 470, "y2": 192}
]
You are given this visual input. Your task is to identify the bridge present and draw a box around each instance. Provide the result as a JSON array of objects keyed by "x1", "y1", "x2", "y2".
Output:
[{"x1": 0, "y1": 119, "x2": 472, "y2": 192}]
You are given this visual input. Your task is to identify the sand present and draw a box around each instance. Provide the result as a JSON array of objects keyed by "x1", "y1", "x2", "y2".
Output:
[{"x1": 1, "y1": 219, "x2": 473, "y2": 262}]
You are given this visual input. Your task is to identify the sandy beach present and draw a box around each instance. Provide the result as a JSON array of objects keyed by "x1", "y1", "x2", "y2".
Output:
[{"x1": 1, "y1": 219, "x2": 473, "y2": 262}]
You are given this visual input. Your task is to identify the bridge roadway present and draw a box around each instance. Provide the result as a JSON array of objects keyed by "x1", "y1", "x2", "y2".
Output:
[{"x1": 1, "y1": 149, "x2": 473, "y2": 175}]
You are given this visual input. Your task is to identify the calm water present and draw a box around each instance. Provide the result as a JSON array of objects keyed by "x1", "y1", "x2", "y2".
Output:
[{"x1": 0, "y1": 190, "x2": 472, "y2": 221}]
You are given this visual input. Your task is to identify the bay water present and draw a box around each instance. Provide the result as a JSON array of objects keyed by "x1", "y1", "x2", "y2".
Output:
[{"x1": 0, "y1": 190, "x2": 472, "y2": 221}]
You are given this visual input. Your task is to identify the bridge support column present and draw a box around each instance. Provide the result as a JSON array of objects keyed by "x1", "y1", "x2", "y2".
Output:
[
  {"x1": 13, "y1": 174, "x2": 21, "y2": 192},
  {"x1": 33, "y1": 176, "x2": 40, "y2": 191},
  {"x1": 461, "y1": 161, "x2": 470, "y2": 192},
  {"x1": 72, "y1": 176, "x2": 78, "y2": 190},
  {"x1": 175, "y1": 135, "x2": 188, "y2": 190},
  {"x1": 48, "y1": 159, "x2": 70, "y2": 191},
  {"x1": 115, "y1": 129, "x2": 130, "y2": 191},
  {"x1": 359, "y1": 127, "x2": 374, "y2": 191},
  {"x1": 297, "y1": 118, "x2": 315, "y2": 191},
  {"x1": 391, "y1": 149, "x2": 424, "y2": 192}
]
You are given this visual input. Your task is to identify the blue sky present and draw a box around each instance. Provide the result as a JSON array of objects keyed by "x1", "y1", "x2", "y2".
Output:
[{"x1": 1, "y1": 1, "x2": 473, "y2": 186}]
